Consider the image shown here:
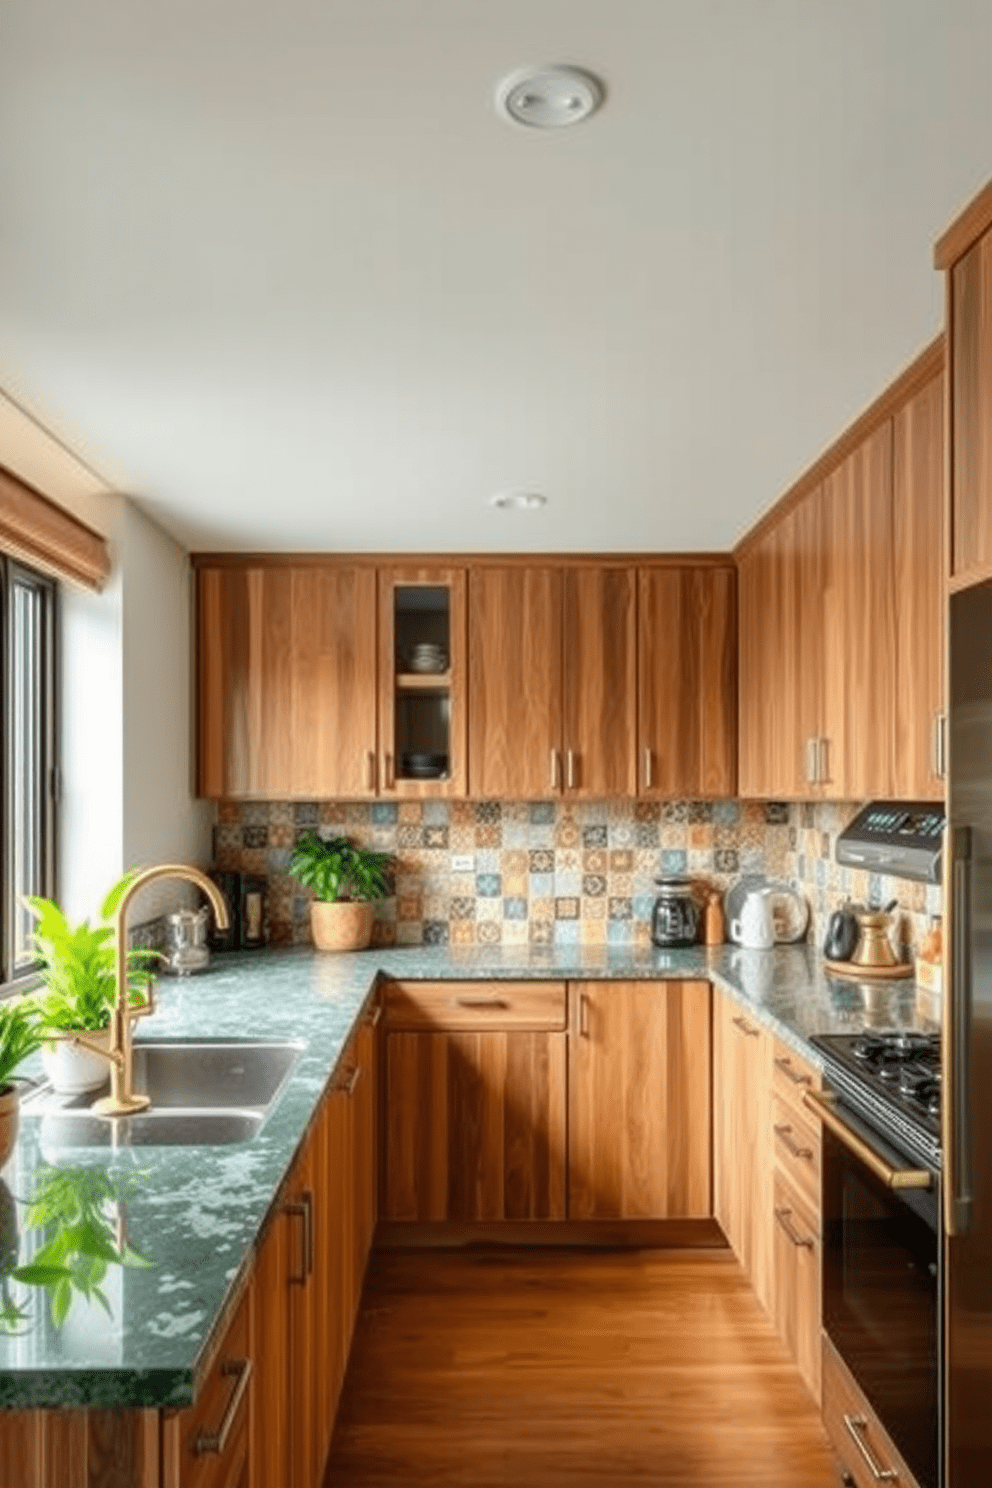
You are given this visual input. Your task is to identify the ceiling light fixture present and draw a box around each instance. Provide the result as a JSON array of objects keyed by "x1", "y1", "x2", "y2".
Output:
[
  {"x1": 490, "y1": 491, "x2": 548, "y2": 511},
  {"x1": 495, "y1": 66, "x2": 604, "y2": 130}
]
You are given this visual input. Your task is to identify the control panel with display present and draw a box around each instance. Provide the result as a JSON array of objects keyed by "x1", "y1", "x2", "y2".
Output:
[{"x1": 836, "y1": 801, "x2": 946, "y2": 883}]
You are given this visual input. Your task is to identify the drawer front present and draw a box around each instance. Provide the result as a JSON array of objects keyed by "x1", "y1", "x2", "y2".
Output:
[
  {"x1": 169, "y1": 1289, "x2": 251, "y2": 1488},
  {"x1": 771, "y1": 1093, "x2": 821, "y2": 1217},
  {"x1": 383, "y1": 980, "x2": 567, "y2": 1031},
  {"x1": 772, "y1": 1038, "x2": 820, "y2": 1112},
  {"x1": 822, "y1": 1334, "x2": 921, "y2": 1488},
  {"x1": 772, "y1": 1171, "x2": 821, "y2": 1402}
]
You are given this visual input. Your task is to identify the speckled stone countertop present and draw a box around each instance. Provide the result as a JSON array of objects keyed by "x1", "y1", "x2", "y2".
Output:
[{"x1": 0, "y1": 942, "x2": 936, "y2": 1411}]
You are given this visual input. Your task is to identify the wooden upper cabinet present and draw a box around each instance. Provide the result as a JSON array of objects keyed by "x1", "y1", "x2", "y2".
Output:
[
  {"x1": 468, "y1": 566, "x2": 563, "y2": 798},
  {"x1": 819, "y1": 422, "x2": 896, "y2": 799},
  {"x1": 568, "y1": 980, "x2": 712, "y2": 1221},
  {"x1": 197, "y1": 564, "x2": 378, "y2": 800},
  {"x1": 378, "y1": 566, "x2": 467, "y2": 798},
  {"x1": 949, "y1": 229, "x2": 992, "y2": 584},
  {"x1": 639, "y1": 567, "x2": 737, "y2": 798},
  {"x1": 562, "y1": 566, "x2": 637, "y2": 798},
  {"x1": 893, "y1": 372, "x2": 946, "y2": 799}
]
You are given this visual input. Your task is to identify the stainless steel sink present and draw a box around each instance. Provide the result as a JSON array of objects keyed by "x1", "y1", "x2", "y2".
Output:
[{"x1": 26, "y1": 1038, "x2": 303, "y2": 1150}]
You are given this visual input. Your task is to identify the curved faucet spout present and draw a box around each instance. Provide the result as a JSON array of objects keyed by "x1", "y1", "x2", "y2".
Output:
[{"x1": 92, "y1": 864, "x2": 230, "y2": 1117}]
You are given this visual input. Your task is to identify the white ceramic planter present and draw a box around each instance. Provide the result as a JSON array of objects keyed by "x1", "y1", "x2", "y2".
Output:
[{"x1": 41, "y1": 1029, "x2": 112, "y2": 1096}]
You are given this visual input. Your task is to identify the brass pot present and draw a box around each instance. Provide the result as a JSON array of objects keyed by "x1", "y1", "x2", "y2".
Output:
[{"x1": 309, "y1": 901, "x2": 375, "y2": 953}]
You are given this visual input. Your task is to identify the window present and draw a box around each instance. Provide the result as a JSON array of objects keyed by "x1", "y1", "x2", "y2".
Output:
[{"x1": 1, "y1": 557, "x2": 57, "y2": 989}]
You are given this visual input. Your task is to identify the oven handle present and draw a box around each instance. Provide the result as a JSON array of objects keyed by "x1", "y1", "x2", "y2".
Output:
[{"x1": 803, "y1": 1090, "x2": 932, "y2": 1191}]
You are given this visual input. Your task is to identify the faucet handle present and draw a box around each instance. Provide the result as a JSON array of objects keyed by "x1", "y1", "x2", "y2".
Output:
[{"x1": 131, "y1": 983, "x2": 156, "y2": 1021}]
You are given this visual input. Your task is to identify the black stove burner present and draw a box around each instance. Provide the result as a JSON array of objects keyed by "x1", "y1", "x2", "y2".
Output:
[{"x1": 810, "y1": 1028, "x2": 943, "y2": 1158}]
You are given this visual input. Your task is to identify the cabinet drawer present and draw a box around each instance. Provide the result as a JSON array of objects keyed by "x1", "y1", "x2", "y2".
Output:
[
  {"x1": 383, "y1": 980, "x2": 567, "y2": 1031},
  {"x1": 166, "y1": 1288, "x2": 251, "y2": 1488},
  {"x1": 771, "y1": 1093, "x2": 821, "y2": 1217},
  {"x1": 822, "y1": 1334, "x2": 921, "y2": 1488},
  {"x1": 772, "y1": 1038, "x2": 820, "y2": 1112}
]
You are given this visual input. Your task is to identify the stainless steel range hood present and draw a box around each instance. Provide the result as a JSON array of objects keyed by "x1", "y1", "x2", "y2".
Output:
[{"x1": 835, "y1": 801, "x2": 946, "y2": 884}]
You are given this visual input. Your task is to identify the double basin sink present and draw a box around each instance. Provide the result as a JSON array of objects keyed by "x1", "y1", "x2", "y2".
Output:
[{"x1": 25, "y1": 1040, "x2": 303, "y2": 1151}]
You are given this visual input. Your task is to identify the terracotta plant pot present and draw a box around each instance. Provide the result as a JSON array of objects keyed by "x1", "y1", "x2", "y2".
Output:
[
  {"x1": 41, "y1": 1027, "x2": 113, "y2": 1096},
  {"x1": 0, "y1": 1085, "x2": 19, "y2": 1170},
  {"x1": 310, "y1": 901, "x2": 376, "y2": 952}
]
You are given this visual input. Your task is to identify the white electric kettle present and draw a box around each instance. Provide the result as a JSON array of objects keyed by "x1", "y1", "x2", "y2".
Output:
[{"x1": 731, "y1": 887, "x2": 776, "y2": 950}]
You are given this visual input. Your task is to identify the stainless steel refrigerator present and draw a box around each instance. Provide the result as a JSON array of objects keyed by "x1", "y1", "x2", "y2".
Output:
[{"x1": 945, "y1": 580, "x2": 992, "y2": 1485}]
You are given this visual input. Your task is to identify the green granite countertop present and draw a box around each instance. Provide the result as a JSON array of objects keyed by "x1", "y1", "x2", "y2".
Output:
[{"x1": 0, "y1": 941, "x2": 935, "y2": 1411}]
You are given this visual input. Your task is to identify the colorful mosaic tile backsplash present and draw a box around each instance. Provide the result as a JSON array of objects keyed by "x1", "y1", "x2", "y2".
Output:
[{"x1": 212, "y1": 797, "x2": 943, "y2": 954}]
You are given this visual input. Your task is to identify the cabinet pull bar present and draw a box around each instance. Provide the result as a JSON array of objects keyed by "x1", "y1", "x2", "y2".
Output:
[
  {"x1": 284, "y1": 1192, "x2": 314, "y2": 1284},
  {"x1": 843, "y1": 1415, "x2": 898, "y2": 1482},
  {"x1": 804, "y1": 1091, "x2": 931, "y2": 1191},
  {"x1": 805, "y1": 737, "x2": 817, "y2": 786},
  {"x1": 774, "y1": 1123, "x2": 813, "y2": 1160},
  {"x1": 455, "y1": 996, "x2": 510, "y2": 1011},
  {"x1": 643, "y1": 747, "x2": 653, "y2": 790},
  {"x1": 566, "y1": 750, "x2": 576, "y2": 790},
  {"x1": 579, "y1": 993, "x2": 590, "y2": 1038},
  {"x1": 344, "y1": 1065, "x2": 361, "y2": 1097},
  {"x1": 194, "y1": 1358, "x2": 253, "y2": 1457},
  {"x1": 384, "y1": 753, "x2": 394, "y2": 790},
  {"x1": 550, "y1": 749, "x2": 560, "y2": 791},
  {"x1": 366, "y1": 1002, "x2": 383, "y2": 1028},
  {"x1": 732, "y1": 1015, "x2": 760, "y2": 1039},
  {"x1": 367, "y1": 750, "x2": 376, "y2": 791},
  {"x1": 818, "y1": 737, "x2": 829, "y2": 784},
  {"x1": 936, "y1": 710, "x2": 948, "y2": 780},
  {"x1": 774, "y1": 1206, "x2": 814, "y2": 1251},
  {"x1": 774, "y1": 1055, "x2": 811, "y2": 1088}
]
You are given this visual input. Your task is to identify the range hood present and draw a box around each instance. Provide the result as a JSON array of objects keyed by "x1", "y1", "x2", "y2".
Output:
[{"x1": 835, "y1": 801, "x2": 945, "y2": 885}]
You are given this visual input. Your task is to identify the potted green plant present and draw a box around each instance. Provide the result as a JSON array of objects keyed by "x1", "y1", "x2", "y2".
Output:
[
  {"x1": 28, "y1": 873, "x2": 159, "y2": 1096},
  {"x1": 288, "y1": 834, "x2": 393, "y2": 952},
  {"x1": 0, "y1": 1001, "x2": 44, "y2": 1168}
]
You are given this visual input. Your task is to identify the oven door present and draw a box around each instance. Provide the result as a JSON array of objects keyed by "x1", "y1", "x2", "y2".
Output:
[{"x1": 820, "y1": 1098, "x2": 941, "y2": 1488}]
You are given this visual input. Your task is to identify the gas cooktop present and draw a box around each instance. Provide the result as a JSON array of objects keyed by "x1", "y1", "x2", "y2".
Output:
[{"x1": 810, "y1": 1029, "x2": 942, "y2": 1171}]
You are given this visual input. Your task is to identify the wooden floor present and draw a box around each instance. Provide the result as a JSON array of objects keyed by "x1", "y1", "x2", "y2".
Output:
[{"x1": 324, "y1": 1248, "x2": 839, "y2": 1487}]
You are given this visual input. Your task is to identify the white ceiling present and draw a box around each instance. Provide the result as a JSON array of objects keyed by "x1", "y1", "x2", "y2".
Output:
[{"x1": 2, "y1": 0, "x2": 991, "y2": 554}]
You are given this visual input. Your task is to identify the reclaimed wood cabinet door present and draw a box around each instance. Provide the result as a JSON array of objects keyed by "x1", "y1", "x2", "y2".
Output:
[
  {"x1": 950, "y1": 230, "x2": 992, "y2": 583},
  {"x1": 638, "y1": 567, "x2": 737, "y2": 797},
  {"x1": 250, "y1": 1212, "x2": 290, "y2": 1488},
  {"x1": 567, "y1": 981, "x2": 711, "y2": 1220},
  {"x1": 819, "y1": 423, "x2": 896, "y2": 799},
  {"x1": 383, "y1": 1029, "x2": 567, "y2": 1222},
  {"x1": 713, "y1": 993, "x2": 773, "y2": 1312},
  {"x1": 562, "y1": 567, "x2": 638, "y2": 798},
  {"x1": 894, "y1": 371, "x2": 946, "y2": 799},
  {"x1": 197, "y1": 564, "x2": 378, "y2": 799},
  {"x1": 467, "y1": 566, "x2": 564, "y2": 798}
]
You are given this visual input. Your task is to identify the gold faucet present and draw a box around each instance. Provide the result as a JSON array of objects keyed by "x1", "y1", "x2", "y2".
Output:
[{"x1": 73, "y1": 865, "x2": 230, "y2": 1117}]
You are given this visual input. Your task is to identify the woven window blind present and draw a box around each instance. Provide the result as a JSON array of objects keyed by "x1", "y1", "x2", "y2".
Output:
[{"x1": 0, "y1": 464, "x2": 110, "y2": 590}]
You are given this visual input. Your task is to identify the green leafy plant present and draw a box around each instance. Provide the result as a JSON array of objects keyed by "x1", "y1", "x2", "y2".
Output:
[
  {"x1": 289, "y1": 834, "x2": 393, "y2": 904},
  {"x1": 28, "y1": 871, "x2": 160, "y2": 1035},
  {"x1": 0, "y1": 1167, "x2": 154, "y2": 1332},
  {"x1": 0, "y1": 1001, "x2": 43, "y2": 1090}
]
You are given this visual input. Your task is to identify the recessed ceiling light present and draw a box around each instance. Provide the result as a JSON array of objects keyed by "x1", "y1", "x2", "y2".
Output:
[
  {"x1": 495, "y1": 66, "x2": 604, "y2": 130},
  {"x1": 490, "y1": 491, "x2": 548, "y2": 511}
]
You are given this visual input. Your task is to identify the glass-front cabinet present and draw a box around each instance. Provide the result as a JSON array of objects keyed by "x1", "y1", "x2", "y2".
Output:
[{"x1": 378, "y1": 568, "x2": 467, "y2": 797}]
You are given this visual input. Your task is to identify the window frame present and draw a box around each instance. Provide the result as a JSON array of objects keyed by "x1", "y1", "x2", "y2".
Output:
[{"x1": 1, "y1": 555, "x2": 58, "y2": 992}]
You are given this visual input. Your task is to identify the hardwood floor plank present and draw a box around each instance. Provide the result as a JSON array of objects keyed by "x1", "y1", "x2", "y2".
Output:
[{"x1": 325, "y1": 1249, "x2": 837, "y2": 1487}]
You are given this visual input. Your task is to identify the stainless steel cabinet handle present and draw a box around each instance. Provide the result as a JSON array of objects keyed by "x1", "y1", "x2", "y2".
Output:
[
  {"x1": 455, "y1": 996, "x2": 510, "y2": 1011},
  {"x1": 946, "y1": 828, "x2": 973, "y2": 1234},
  {"x1": 367, "y1": 750, "x2": 377, "y2": 791},
  {"x1": 343, "y1": 1065, "x2": 362, "y2": 1097},
  {"x1": 643, "y1": 747, "x2": 653, "y2": 790},
  {"x1": 284, "y1": 1192, "x2": 314, "y2": 1284},
  {"x1": 843, "y1": 1415, "x2": 897, "y2": 1482},
  {"x1": 566, "y1": 749, "x2": 576, "y2": 790},
  {"x1": 383, "y1": 752, "x2": 394, "y2": 790},
  {"x1": 818, "y1": 737, "x2": 829, "y2": 785},
  {"x1": 194, "y1": 1358, "x2": 253, "y2": 1456},
  {"x1": 805, "y1": 737, "x2": 818, "y2": 786},
  {"x1": 774, "y1": 1055, "x2": 811, "y2": 1088},
  {"x1": 933, "y1": 711, "x2": 948, "y2": 781},
  {"x1": 367, "y1": 1002, "x2": 383, "y2": 1028},
  {"x1": 579, "y1": 993, "x2": 591, "y2": 1038},
  {"x1": 774, "y1": 1123, "x2": 813, "y2": 1161},
  {"x1": 550, "y1": 749, "x2": 561, "y2": 791},
  {"x1": 774, "y1": 1206, "x2": 814, "y2": 1251},
  {"x1": 732, "y1": 1015, "x2": 760, "y2": 1039},
  {"x1": 804, "y1": 1090, "x2": 931, "y2": 1191}
]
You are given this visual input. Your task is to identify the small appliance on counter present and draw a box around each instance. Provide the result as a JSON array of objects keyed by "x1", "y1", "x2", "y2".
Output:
[
  {"x1": 729, "y1": 885, "x2": 775, "y2": 949},
  {"x1": 162, "y1": 907, "x2": 211, "y2": 976},
  {"x1": 208, "y1": 870, "x2": 241, "y2": 951},
  {"x1": 651, "y1": 878, "x2": 700, "y2": 947},
  {"x1": 724, "y1": 875, "x2": 809, "y2": 945}
]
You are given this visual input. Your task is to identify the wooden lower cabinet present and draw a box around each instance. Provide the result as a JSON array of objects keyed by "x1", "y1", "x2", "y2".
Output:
[
  {"x1": 771, "y1": 1171, "x2": 821, "y2": 1402},
  {"x1": 713, "y1": 992, "x2": 773, "y2": 1310},
  {"x1": 383, "y1": 1027, "x2": 567, "y2": 1221},
  {"x1": 567, "y1": 981, "x2": 712, "y2": 1219},
  {"x1": 163, "y1": 1291, "x2": 252, "y2": 1488}
]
